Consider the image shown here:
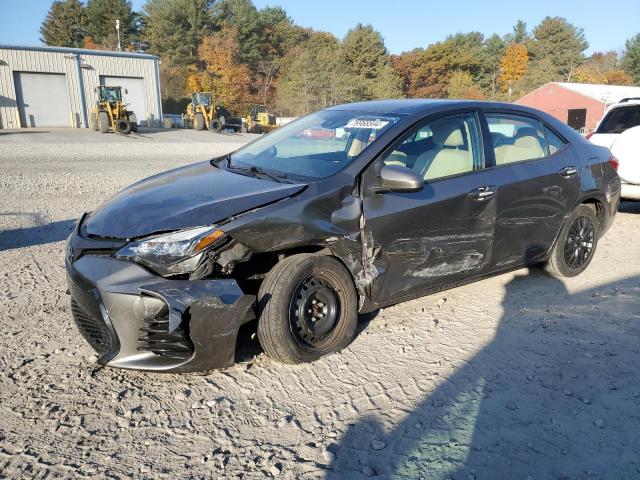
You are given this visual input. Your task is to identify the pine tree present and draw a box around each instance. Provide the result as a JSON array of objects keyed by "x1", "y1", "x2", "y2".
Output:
[
  {"x1": 512, "y1": 20, "x2": 529, "y2": 43},
  {"x1": 142, "y1": 0, "x2": 211, "y2": 98},
  {"x1": 341, "y1": 24, "x2": 402, "y2": 99},
  {"x1": 40, "y1": 0, "x2": 88, "y2": 48},
  {"x1": 85, "y1": 0, "x2": 138, "y2": 49},
  {"x1": 532, "y1": 17, "x2": 588, "y2": 81},
  {"x1": 622, "y1": 33, "x2": 640, "y2": 84}
]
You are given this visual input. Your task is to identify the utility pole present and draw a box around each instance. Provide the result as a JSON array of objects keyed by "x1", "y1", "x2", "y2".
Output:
[{"x1": 116, "y1": 19, "x2": 121, "y2": 51}]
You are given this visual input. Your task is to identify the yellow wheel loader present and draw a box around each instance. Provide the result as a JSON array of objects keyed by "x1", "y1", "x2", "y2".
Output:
[
  {"x1": 90, "y1": 86, "x2": 137, "y2": 134},
  {"x1": 182, "y1": 92, "x2": 242, "y2": 132},
  {"x1": 245, "y1": 104, "x2": 277, "y2": 134}
]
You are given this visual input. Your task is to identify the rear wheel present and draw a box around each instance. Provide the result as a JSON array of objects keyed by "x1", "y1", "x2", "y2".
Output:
[
  {"x1": 193, "y1": 113, "x2": 205, "y2": 131},
  {"x1": 127, "y1": 113, "x2": 138, "y2": 132},
  {"x1": 216, "y1": 115, "x2": 225, "y2": 132},
  {"x1": 257, "y1": 254, "x2": 358, "y2": 364},
  {"x1": 115, "y1": 118, "x2": 132, "y2": 134},
  {"x1": 97, "y1": 111, "x2": 110, "y2": 133},
  {"x1": 544, "y1": 204, "x2": 598, "y2": 277}
]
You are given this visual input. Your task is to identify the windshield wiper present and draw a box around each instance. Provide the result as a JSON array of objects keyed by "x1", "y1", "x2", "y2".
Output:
[{"x1": 227, "y1": 164, "x2": 288, "y2": 183}]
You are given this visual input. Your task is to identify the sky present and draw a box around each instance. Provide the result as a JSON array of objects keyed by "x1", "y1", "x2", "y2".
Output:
[{"x1": 0, "y1": 0, "x2": 637, "y2": 55}]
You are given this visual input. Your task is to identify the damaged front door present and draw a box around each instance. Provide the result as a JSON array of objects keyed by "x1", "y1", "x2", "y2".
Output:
[{"x1": 361, "y1": 112, "x2": 497, "y2": 305}]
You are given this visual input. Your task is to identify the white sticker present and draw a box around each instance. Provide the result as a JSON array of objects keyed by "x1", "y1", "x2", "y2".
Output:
[{"x1": 345, "y1": 118, "x2": 390, "y2": 130}]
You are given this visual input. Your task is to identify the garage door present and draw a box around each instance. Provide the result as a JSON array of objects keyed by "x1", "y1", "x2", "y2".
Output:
[
  {"x1": 100, "y1": 76, "x2": 148, "y2": 126},
  {"x1": 14, "y1": 72, "x2": 71, "y2": 127}
]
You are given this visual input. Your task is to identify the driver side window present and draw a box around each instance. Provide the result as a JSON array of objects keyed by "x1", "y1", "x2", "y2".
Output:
[{"x1": 382, "y1": 113, "x2": 482, "y2": 181}]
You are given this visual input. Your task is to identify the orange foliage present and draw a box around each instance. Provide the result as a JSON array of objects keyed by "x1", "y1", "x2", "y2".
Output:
[
  {"x1": 499, "y1": 43, "x2": 528, "y2": 92},
  {"x1": 605, "y1": 69, "x2": 633, "y2": 85},
  {"x1": 187, "y1": 26, "x2": 253, "y2": 112},
  {"x1": 82, "y1": 36, "x2": 108, "y2": 51}
]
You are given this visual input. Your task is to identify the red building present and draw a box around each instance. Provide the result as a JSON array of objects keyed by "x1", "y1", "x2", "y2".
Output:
[{"x1": 516, "y1": 82, "x2": 640, "y2": 133}]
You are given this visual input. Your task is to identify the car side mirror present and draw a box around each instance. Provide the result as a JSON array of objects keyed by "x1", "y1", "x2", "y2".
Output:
[{"x1": 379, "y1": 165, "x2": 423, "y2": 192}]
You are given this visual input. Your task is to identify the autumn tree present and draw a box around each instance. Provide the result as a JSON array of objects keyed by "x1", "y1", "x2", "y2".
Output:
[
  {"x1": 392, "y1": 33, "x2": 484, "y2": 98},
  {"x1": 40, "y1": 0, "x2": 88, "y2": 47},
  {"x1": 622, "y1": 33, "x2": 640, "y2": 84},
  {"x1": 447, "y1": 71, "x2": 484, "y2": 99},
  {"x1": 573, "y1": 51, "x2": 631, "y2": 85},
  {"x1": 187, "y1": 26, "x2": 252, "y2": 112},
  {"x1": 532, "y1": 17, "x2": 588, "y2": 81},
  {"x1": 85, "y1": 0, "x2": 139, "y2": 49},
  {"x1": 499, "y1": 43, "x2": 528, "y2": 100}
]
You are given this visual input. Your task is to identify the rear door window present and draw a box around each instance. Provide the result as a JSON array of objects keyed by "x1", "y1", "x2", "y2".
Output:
[
  {"x1": 543, "y1": 126, "x2": 567, "y2": 155},
  {"x1": 596, "y1": 105, "x2": 640, "y2": 134},
  {"x1": 485, "y1": 114, "x2": 548, "y2": 166}
]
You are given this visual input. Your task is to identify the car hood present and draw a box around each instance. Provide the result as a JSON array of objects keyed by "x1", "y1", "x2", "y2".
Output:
[{"x1": 83, "y1": 161, "x2": 306, "y2": 239}]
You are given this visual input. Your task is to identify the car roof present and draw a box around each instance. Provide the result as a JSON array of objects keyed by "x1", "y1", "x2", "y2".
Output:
[{"x1": 326, "y1": 98, "x2": 544, "y2": 117}]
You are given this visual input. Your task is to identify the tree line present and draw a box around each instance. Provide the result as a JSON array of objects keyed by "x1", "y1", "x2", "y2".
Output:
[{"x1": 40, "y1": 0, "x2": 640, "y2": 116}]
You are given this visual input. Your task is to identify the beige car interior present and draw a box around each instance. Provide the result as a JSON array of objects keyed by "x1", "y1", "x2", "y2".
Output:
[
  {"x1": 413, "y1": 119, "x2": 474, "y2": 180},
  {"x1": 493, "y1": 126, "x2": 545, "y2": 165}
]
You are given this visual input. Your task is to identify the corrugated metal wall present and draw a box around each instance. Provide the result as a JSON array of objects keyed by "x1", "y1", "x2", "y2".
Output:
[{"x1": 0, "y1": 46, "x2": 161, "y2": 129}]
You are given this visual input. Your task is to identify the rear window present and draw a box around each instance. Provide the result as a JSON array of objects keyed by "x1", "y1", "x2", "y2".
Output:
[{"x1": 596, "y1": 105, "x2": 640, "y2": 134}]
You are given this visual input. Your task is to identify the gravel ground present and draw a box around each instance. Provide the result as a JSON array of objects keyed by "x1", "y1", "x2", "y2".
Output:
[{"x1": 1, "y1": 128, "x2": 639, "y2": 479}]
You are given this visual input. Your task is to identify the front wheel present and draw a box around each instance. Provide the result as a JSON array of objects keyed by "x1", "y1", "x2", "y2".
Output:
[
  {"x1": 544, "y1": 204, "x2": 598, "y2": 278},
  {"x1": 257, "y1": 254, "x2": 358, "y2": 364}
]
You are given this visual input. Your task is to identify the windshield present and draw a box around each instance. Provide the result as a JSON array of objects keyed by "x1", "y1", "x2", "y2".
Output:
[
  {"x1": 229, "y1": 110, "x2": 400, "y2": 180},
  {"x1": 102, "y1": 88, "x2": 121, "y2": 102},
  {"x1": 193, "y1": 93, "x2": 211, "y2": 106},
  {"x1": 596, "y1": 105, "x2": 640, "y2": 134}
]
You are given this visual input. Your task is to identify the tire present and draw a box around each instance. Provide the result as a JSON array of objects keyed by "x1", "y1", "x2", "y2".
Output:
[
  {"x1": 194, "y1": 113, "x2": 205, "y2": 131},
  {"x1": 216, "y1": 115, "x2": 225, "y2": 132},
  {"x1": 251, "y1": 124, "x2": 262, "y2": 134},
  {"x1": 544, "y1": 204, "x2": 598, "y2": 278},
  {"x1": 98, "y1": 111, "x2": 110, "y2": 133},
  {"x1": 90, "y1": 112, "x2": 99, "y2": 131},
  {"x1": 128, "y1": 114, "x2": 138, "y2": 132},
  {"x1": 257, "y1": 254, "x2": 358, "y2": 364},
  {"x1": 115, "y1": 118, "x2": 132, "y2": 134},
  {"x1": 210, "y1": 120, "x2": 222, "y2": 132}
]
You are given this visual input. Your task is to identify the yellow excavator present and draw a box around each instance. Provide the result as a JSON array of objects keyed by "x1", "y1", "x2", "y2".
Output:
[
  {"x1": 182, "y1": 92, "x2": 242, "y2": 132},
  {"x1": 245, "y1": 104, "x2": 277, "y2": 134},
  {"x1": 90, "y1": 86, "x2": 137, "y2": 134}
]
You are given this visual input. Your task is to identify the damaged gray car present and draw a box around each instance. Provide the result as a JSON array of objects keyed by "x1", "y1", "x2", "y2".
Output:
[{"x1": 66, "y1": 99, "x2": 620, "y2": 372}]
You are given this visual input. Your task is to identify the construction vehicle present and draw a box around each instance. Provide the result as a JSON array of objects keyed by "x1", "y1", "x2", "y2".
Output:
[
  {"x1": 245, "y1": 104, "x2": 277, "y2": 134},
  {"x1": 90, "y1": 86, "x2": 137, "y2": 134},
  {"x1": 182, "y1": 92, "x2": 242, "y2": 132}
]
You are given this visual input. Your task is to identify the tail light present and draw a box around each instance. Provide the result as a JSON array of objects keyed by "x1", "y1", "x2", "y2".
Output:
[{"x1": 608, "y1": 155, "x2": 619, "y2": 171}]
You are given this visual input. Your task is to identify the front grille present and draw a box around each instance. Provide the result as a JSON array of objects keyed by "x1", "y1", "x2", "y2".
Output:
[
  {"x1": 138, "y1": 316, "x2": 193, "y2": 360},
  {"x1": 71, "y1": 299, "x2": 113, "y2": 355}
]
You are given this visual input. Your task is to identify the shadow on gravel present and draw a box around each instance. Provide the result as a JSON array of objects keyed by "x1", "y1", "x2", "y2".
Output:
[
  {"x1": 329, "y1": 270, "x2": 640, "y2": 479},
  {"x1": 0, "y1": 219, "x2": 76, "y2": 251}
]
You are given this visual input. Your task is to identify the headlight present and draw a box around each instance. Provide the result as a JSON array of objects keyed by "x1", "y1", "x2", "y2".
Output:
[{"x1": 116, "y1": 226, "x2": 226, "y2": 276}]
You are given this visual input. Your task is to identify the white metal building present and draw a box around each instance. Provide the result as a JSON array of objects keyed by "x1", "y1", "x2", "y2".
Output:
[{"x1": 0, "y1": 44, "x2": 162, "y2": 129}]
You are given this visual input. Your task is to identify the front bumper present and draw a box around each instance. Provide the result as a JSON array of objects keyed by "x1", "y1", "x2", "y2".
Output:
[{"x1": 66, "y1": 254, "x2": 255, "y2": 372}]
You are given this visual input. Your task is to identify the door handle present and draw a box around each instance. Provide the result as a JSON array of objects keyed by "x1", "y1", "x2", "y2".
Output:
[
  {"x1": 469, "y1": 186, "x2": 496, "y2": 201},
  {"x1": 559, "y1": 166, "x2": 578, "y2": 178}
]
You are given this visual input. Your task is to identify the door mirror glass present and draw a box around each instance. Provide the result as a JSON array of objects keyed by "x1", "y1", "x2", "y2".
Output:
[{"x1": 380, "y1": 165, "x2": 423, "y2": 192}]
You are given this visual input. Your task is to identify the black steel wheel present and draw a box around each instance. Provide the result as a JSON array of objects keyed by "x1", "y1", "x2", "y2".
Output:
[
  {"x1": 258, "y1": 254, "x2": 357, "y2": 364},
  {"x1": 290, "y1": 275, "x2": 341, "y2": 349},
  {"x1": 544, "y1": 204, "x2": 599, "y2": 278}
]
